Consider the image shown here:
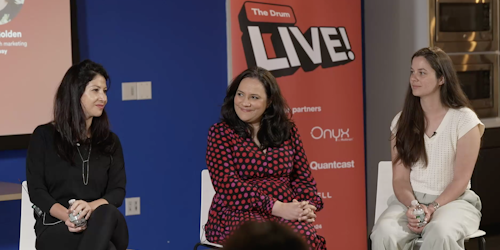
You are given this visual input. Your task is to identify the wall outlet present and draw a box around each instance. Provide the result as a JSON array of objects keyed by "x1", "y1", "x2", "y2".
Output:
[
  {"x1": 137, "y1": 81, "x2": 152, "y2": 100},
  {"x1": 122, "y1": 82, "x2": 137, "y2": 101},
  {"x1": 125, "y1": 197, "x2": 140, "y2": 216}
]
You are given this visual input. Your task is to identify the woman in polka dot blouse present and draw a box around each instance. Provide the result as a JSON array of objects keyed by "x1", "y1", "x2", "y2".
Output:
[{"x1": 204, "y1": 67, "x2": 326, "y2": 249}]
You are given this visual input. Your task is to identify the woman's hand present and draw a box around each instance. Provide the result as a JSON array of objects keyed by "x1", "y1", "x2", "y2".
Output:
[
  {"x1": 70, "y1": 200, "x2": 93, "y2": 220},
  {"x1": 406, "y1": 205, "x2": 431, "y2": 234},
  {"x1": 421, "y1": 204, "x2": 435, "y2": 224},
  {"x1": 293, "y1": 199, "x2": 317, "y2": 223},
  {"x1": 65, "y1": 218, "x2": 86, "y2": 233},
  {"x1": 272, "y1": 200, "x2": 306, "y2": 221}
]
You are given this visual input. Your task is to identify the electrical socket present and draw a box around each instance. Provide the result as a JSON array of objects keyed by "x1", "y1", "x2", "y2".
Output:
[
  {"x1": 125, "y1": 197, "x2": 140, "y2": 216},
  {"x1": 137, "y1": 81, "x2": 152, "y2": 100},
  {"x1": 122, "y1": 82, "x2": 137, "y2": 101}
]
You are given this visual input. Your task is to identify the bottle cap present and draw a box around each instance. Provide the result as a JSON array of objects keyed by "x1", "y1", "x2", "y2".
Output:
[
  {"x1": 69, "y1": 199, "x2": 76, "y2": 205},
  {"x1": 410, "y1": 200, "x2": 419, "y2": 207}
]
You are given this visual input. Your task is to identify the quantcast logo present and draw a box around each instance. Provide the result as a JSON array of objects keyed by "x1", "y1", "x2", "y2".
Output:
[{"x1": 310, "y1": 160, "x2": 355, "y2": 170}]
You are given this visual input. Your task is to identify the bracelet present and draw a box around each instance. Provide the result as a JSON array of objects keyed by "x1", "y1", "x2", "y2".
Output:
[{"x1": 430, "y1": 201, "x2": 440, "y2": 210}]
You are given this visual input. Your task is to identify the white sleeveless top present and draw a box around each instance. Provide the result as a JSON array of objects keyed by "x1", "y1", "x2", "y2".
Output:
[{"x1": 391, "y1": 108, "x2": 484, "y2": 195}]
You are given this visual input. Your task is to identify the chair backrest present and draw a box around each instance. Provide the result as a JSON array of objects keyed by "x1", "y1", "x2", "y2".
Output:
[
  {"x1": 200, "y1": 169, "x2": 216, "y2": 242},
  {"x1": 19, "y1": 181, "x2": 36, "y2": 250},
  {"x1": 374, "y1": 161, "x2": 394, "y2": 225}
]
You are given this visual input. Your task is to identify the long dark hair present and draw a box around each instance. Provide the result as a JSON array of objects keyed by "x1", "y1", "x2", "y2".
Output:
[
  {"x1": 394, "y1": 47, "x2": 472, "y2": 168},
  {"x1": 53, "y1": 59, "x2": 115, "y2": 164},
  {"x1": 221, "y1": 67, "x2": 293, "y2": 149}
]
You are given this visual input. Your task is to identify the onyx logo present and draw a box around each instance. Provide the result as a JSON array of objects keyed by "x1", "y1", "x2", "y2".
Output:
[
  {"x1": 238, "y1": 3, "x2": 355, "y2": 78},
  {"x1": 310, "y1": 126, "x2": 353, "y2": 141}
]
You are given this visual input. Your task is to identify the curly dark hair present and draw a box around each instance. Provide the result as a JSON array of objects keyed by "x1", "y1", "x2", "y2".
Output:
[{"x1": 221, "y1": 67, "x2": 293, "y2": 149}]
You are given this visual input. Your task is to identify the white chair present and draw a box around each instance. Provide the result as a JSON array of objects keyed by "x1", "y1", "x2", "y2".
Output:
[
  {"x1": 19, "y1": 181, "x2": 36, "y2": 250},
  {"x1": 194, "y1": 169, "x2": 223, "y2": 249},
  {"x1": 375, "y1": 161, "x2": 486, "y2": 250}
]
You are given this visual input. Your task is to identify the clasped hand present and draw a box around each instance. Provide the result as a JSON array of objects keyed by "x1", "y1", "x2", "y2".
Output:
[
  {"x1": 272, "y1": 199, "x2": 317, "y2": 222},
  {"x1": 406, "y1": 204, "x2": 435, "y2": 233},
  {"x1": 65, "y1": 200, "x2": 92, "y2": 233}
]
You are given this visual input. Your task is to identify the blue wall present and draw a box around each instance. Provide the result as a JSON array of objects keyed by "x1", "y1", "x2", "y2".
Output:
[
  {"x1": 0, "y1": 0, "x2": 228, "y2": 249},
  {"x1": 0, "y1": 150, "x2": 25, "y2": 250}
]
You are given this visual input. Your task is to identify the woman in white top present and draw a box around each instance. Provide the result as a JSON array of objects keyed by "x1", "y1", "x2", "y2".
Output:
[{"x1": 371, "y1": 47, "x2": 484, "y2": 250}]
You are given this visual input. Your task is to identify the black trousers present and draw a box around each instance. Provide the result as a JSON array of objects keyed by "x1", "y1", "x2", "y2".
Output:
[{"x1": 36, "y1": 204, "x2": 129, "y2": 250}]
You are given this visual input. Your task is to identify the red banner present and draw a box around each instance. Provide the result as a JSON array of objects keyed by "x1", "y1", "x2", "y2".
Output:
[{"x1": 228, "y1": 1, "x2": 366, "y2": 249}]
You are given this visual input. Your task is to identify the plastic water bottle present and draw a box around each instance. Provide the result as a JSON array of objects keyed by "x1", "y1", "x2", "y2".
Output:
[
  {"x1": 411, "y1": 200, "x2": 426, "y2": 227},
  {"x1": 68, "y1": 199, "x2": 87, "y2": 227}
]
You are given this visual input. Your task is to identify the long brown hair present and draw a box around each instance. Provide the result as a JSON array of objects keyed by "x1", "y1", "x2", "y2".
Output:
[{"x1": 394, "y1": 47, "x2": 472, "y2": 168}]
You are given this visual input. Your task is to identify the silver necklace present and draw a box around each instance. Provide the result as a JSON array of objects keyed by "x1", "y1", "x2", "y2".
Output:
[{"x1": 76, "y1": 143, "x2": 91, "y2": 185}]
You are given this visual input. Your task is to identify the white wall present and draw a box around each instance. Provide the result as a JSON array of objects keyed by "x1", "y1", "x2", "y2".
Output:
[{"x1": 364, "y1": 0, "x2": 429, "y2": 242}]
